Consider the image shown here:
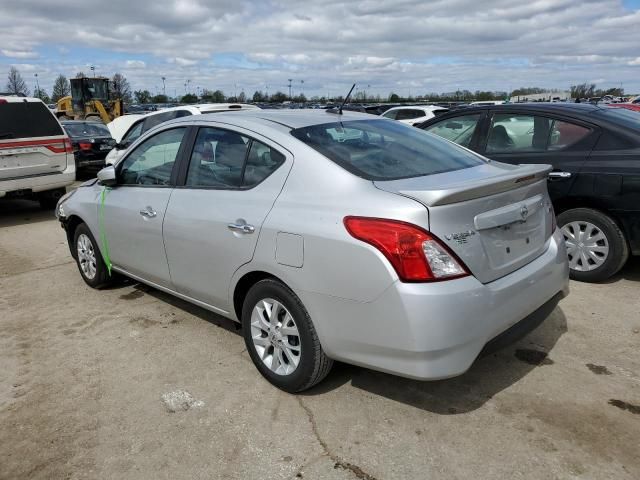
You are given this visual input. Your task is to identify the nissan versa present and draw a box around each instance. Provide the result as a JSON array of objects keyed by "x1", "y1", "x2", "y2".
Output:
[{"x1": 56, "y1": 110, "x2": 569, "y2": 392}]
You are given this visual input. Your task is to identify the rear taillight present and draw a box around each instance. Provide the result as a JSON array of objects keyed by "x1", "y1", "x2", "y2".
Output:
[
  {"x1": 64, "y1": 138, "x2": 73, "y2": 153},
  {"x1": 344, "y1": 217, "x2": 469, "y2": 282},
  {"x1": 78, "y1": 142, "x2": 92, "y2": 151}
]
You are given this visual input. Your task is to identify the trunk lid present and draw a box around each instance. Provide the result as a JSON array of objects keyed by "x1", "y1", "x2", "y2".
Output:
[{"x1": 375, "y1": 162, "x2": 555, "y2": 283}]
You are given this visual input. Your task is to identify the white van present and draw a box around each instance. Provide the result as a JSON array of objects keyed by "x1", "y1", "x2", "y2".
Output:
[
  {"x1": 105, "y1": 103, "x2": 260, "y2": 165},
  {"x1": 0, "y1": 96, "x2": 75, "y2": 208}
]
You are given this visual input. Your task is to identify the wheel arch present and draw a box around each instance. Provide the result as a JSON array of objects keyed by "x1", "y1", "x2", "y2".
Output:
[
  {"x1": 232, "y1": 270, "x2": 283, "y2": 322},
  {"x1": 63, "y1": 214, "x2": 86, "y2": 259}
]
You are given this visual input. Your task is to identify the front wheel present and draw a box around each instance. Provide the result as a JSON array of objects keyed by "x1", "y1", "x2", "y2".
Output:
[
  {"x1": 558, "y1": 208, "x2": 629, "y2": 282},
  {"x1": 242, "y1": 279, "x2": 333, "y2": 392},
  {"x1": 73, "y1": 223, "x2": 114, "y2": 288}
]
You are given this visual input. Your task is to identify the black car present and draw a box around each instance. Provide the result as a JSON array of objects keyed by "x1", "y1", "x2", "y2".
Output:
[
  {"x1": 61, "y1": 121, "x2": 115, "y2": 173},
  {"x1": 416, "y1": 103, "x2": 640, "y2": 282}
]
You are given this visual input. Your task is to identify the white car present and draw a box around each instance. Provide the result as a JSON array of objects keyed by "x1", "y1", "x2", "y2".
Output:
[
  {"x1": 0, "y1": 96, "x2": 75, "y2": 208},
  {"x1": 105, "y1": 103, "x2": 260, "y2": 165},
  {"x1": 380, "y1": 105, "x2": 449, "y2": 125},
  {"x1": 107, "y1": 114, "x2": 144, "y2": 143},
  {"x1": 470, "y1": 100, "x2": 506, "y2": 106}
]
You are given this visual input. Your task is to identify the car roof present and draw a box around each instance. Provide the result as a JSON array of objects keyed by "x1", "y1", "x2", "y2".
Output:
[
  {"x1": 459, "y1": 102, "x2": 604, "y2": 113},
  {"x1": 0, "y1": 96, "x2": 46, "y2": 104},
  {"x1": 385, "y1": 105, "x2": 448, "y2": 112}
]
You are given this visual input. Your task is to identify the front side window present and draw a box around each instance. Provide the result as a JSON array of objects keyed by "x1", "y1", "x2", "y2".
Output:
[
  {"x1": 424, "y1": 114, "x2": 482, "y2": 148},
  {"x1": 291, "y1": 119, "x2": 484, "y2": 181},
  {"x1": 118, "y1": 127, "x2": 186, "y2": 186},
  {"x1": 382, "y1": 110, "x2": 397, "y2": 120}
]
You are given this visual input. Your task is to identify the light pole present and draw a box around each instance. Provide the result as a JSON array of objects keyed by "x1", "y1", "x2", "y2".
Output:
[
  {"x1": 34, "y1": 73, "x2": 40, "y2": 97},
  {"x1": 90, "y1": 65, "x2": 95, "y2": 78},
  {"x1": 288, "y1": 79, "x2": 293, "y2": 100},
  {"x1": 161, "y1": 76, "x2": 166, "y2": 96}
]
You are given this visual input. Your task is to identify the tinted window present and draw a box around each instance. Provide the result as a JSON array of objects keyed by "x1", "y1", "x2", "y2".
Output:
[
  {"x1": 185, "y1": 127, "x2": 249, "y2": 188},
  {"x1": 395, "y1": 109, "x2": 424, "y2": 120},
  {"x1": 382, "y1": 110, "x2": 397, "y2": 120},
  {"x1": 122, "y1": 121, "x2": 144, "y2": 143},
  {"x1": 0, "y1": 102, "x2": 62, "y2": 139},
  {"x1": 244, "y1": 140, "x2": 285, "y2": 187},
  {"x1": 63, "y1": 122, "x2": 111, "y2": 138},
  {"x1": 141, "y1": 111, "x2": 176, "y2": 133},
  {"x1": 424, "y1": 114, "x2": 481, "y2": 148},
  {"x1": 290, "y1": 119, "x2": 484, "y2": 181},
  {"x1": 487, "y1": 114, "x2": 551, "y2": 153},
  {"x1": 118, "y1": 128, "x2": 186, "y2": 185},
  {"x1": 548, "y1": 120, "x2": 590, "y2": 150}
]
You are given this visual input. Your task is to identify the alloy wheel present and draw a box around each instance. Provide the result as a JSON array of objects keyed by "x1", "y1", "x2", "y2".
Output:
[
  {"x1": 250, "y1": 298, "x2": 301, "y2": 376},
  {"x1": 77, "y1": 233, "x2": 97, "y2": 280},
  {"x1": 561, "y1": 221, "x2": 609, "y2": 272}
]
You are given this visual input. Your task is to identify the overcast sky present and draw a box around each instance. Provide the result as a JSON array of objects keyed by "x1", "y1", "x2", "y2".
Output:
[{"x1": 1, "y1": 0, "x2": 639, "y2": 98}]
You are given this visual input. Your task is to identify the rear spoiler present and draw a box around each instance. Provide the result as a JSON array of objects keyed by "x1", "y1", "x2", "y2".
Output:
[{"x1": 376, "y1": 163, "x2": 552, "y2": 207}]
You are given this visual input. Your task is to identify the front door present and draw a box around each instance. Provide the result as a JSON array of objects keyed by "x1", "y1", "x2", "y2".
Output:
[
  {"x1": 102, "y1": 126, "x2": 188, "y2": 287},
  {"x1": 163, "y1": 126, "x2": 291, "y2": 311}
]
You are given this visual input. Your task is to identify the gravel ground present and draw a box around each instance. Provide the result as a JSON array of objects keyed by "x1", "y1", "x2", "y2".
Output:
[{"x1": 1, "y1": 196, "x2": 639, "y2": 480}]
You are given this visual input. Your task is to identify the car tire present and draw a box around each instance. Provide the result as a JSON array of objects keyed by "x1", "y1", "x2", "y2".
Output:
[
  {"x1": 558, "y1": 208, "x2": 629, "y2": 282},
  {"x1": 73, "y1": 223, "x2": 114, "y2": 288},
  {"x1": 242, "y1": 279, "x2": 333, "y2": 392}
]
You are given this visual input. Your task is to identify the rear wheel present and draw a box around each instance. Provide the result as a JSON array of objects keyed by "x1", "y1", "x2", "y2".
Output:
[
  {"x1": 73, "y1": 223, "x2": 114, "y2": 288},
  {"x1": 558, "y1": 208, "x2": 628, "y2": 282},
  {"x1": 242, "y1": 279, "x2": 333, "y2": 392}
]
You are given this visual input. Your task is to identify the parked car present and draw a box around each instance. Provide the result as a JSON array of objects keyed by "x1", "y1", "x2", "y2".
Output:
[
  {"x1": 607, "y1": 103, "x2": 640, "y2": 113},
  {"x1": 104, "y1": 103, "x2": 260, "y2": 165},
  {"x1": 56, "y1": 110, "x2": 568, "y2": 392},
  {"x1": 106, "y1": 114, "x2": 144, "y2": 143},
  {"x1": 0, "y1": 96, "x2": 74, "y2": 208},
  {"x1": 61, "y1": 121, "x2": 116, "y2": 175},
  {"x1": 417, "y1": 103, "x2": 640, "y2": 282},
  {"x1": 380, "y1": 105, "x2": 449, "y2": 125},
  {"x1": 470, "y1": 101, "x2": 506, "y2": 106}
]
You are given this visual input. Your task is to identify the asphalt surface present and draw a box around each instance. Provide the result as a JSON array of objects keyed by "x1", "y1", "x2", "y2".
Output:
[{"x1": 1, "y1": 194, "x2": 639, "y2": 480}]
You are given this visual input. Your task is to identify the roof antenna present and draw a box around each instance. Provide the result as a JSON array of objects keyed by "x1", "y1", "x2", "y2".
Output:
[{"x1": 338, "y1": 83, "x2": 356, "y2": 114}]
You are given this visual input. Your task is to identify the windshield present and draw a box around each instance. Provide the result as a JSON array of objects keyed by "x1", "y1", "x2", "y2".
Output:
[
  {"x1": 63, "y1": 122, "x2": 111, "y2": 138},
  {"x1": 290, "y1": 119, "x2": 484, "y2": 181},
  {"x1": 593, "y1": 107, "x2": 640, "y2": 130}
]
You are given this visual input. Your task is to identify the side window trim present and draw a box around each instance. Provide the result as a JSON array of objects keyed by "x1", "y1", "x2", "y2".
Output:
[{"x1": 115, "y1": 126, "x2": 189, "y2": 188}]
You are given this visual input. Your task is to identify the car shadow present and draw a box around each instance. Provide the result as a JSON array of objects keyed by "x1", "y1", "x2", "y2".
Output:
[
  {"x1": 0, "y1": 198, "x2": 57, "y2": 228},
  {"x1": 302, "y1": 306, "x2": 568, "y2": 414},
  {"x1": 602, "y1": 256, "x2": 640, "y2": 283},
  {"x1": 126, "y1": 281, "x2": 568, "y2": 413}
]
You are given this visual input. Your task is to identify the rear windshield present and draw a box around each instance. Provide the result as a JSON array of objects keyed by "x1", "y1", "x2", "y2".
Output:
[
  {"x1": 290, "y1": 119, "x2": 484, "y2": 180},
  {"x1": 0, "y1": 101, "x2": 63, "y2": 139},
  {"x1": 63, "y1": 122, "x2": 111, "y2": 138},
  {"x1": 593, "y1": 107, "x2": 640, "y2": 130}
]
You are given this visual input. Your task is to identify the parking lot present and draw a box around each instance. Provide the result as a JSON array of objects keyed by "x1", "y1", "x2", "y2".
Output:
[{"x1": 1, "y1": 193, "x2": 639, "y2": 480}]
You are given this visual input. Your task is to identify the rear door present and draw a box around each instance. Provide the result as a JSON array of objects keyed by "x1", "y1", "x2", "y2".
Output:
[
  {"x1": 477, "y1": 111, "x2": 599, "y2": 201},
  {"x1": 163, "y1": 125, "x2": 292, "y2": 311},
  {"x1": 0, "y1": 99, "x2": 69, "y2": 180}
]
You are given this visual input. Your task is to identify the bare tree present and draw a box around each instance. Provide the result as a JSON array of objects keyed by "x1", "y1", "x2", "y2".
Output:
[
  {"x1": 110, "y1": 73, "x2": 132, "y2": 103},
  {"x1": 52, "y1": 74, "x2": 70, "y2": 102},
  {"x1": 6, "y1": 67, "x2": 29, "y2": 96}
]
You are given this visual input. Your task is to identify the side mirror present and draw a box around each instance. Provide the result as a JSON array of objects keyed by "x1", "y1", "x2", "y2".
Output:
[{"x1": 97, "y1": 165, "x2": 117, "y2": 187}]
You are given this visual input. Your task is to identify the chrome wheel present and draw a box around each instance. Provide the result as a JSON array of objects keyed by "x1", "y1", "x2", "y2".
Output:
[
  {"x1": 562, "y1": 221, "x2": 609, "y2": 272},
  {"x1": 250, "y1": 298, "x2": 301, "y2": 376},
  {"x1": 77, "y1": 233, "x2": 97, "y2": 280}
]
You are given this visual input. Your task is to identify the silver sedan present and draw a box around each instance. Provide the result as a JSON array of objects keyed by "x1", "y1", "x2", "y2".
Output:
[{"x1": 56, "y1": 110, "x2": 569, "y2": 392}]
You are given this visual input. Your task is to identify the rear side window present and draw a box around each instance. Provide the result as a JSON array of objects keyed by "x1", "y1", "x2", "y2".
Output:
[
  {"x1": 0, "y1": 101, "x2": 62, "y2": 139},
  {"x1": 290, "y1": 119, "x2": 484, "y2": 181},
  {"x1": 395, "y1": 109, "x2": 424, "y2": 120}
]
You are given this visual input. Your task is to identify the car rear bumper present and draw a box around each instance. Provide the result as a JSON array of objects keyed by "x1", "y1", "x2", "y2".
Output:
[
  {"x1": 0, "y1": 163, "x2": 75, "y2": 197},
  {"x1": 300, "y1": 228, "x2": 569, "y2": 380}
]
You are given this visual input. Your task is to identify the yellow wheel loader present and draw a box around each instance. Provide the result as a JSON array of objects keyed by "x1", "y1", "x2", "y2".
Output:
[{"x1": 56, "y1": 77, "x2": 123, "y2": 123}]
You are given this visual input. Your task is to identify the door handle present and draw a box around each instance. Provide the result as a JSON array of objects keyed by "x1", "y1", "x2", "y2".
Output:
[
  {"x1": 228, "y1": 221, "x2": 255, "y2": 234},
  {"x1": 139, "y1": 206, "x2": 157, "y2": 218},
  {"x1": 548, "y1": 171, "x2": 572, "y2": 180}
]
